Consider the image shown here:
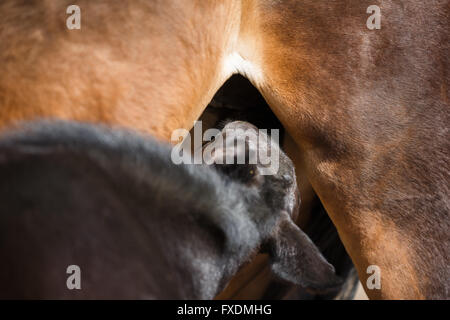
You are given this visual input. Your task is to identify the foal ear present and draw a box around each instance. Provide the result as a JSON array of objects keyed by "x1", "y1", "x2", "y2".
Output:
[{"x1": 266, "y1": 217, "x2": 342, "y2": 291}]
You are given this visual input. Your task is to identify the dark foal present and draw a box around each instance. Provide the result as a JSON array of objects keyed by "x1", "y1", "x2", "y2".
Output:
[{"x1": 0, "y1": 120, "x2": 340, "y2": 299}]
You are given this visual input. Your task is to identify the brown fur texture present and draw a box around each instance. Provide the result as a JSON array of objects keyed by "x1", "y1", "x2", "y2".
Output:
[
  {"x1": 0, "y1": 0, "x2": 448, "y2": 299},
  {"x1": 250, "y1": 0, "x2": 450, "y2": 299},
  {"x1": 0, "y1": 0, "x2": 238, "y2": 139}
]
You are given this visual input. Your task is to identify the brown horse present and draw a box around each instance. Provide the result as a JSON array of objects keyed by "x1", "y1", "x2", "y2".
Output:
[{"x1": 0, "y1": 0, "x2": 448, "y2": 299}]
